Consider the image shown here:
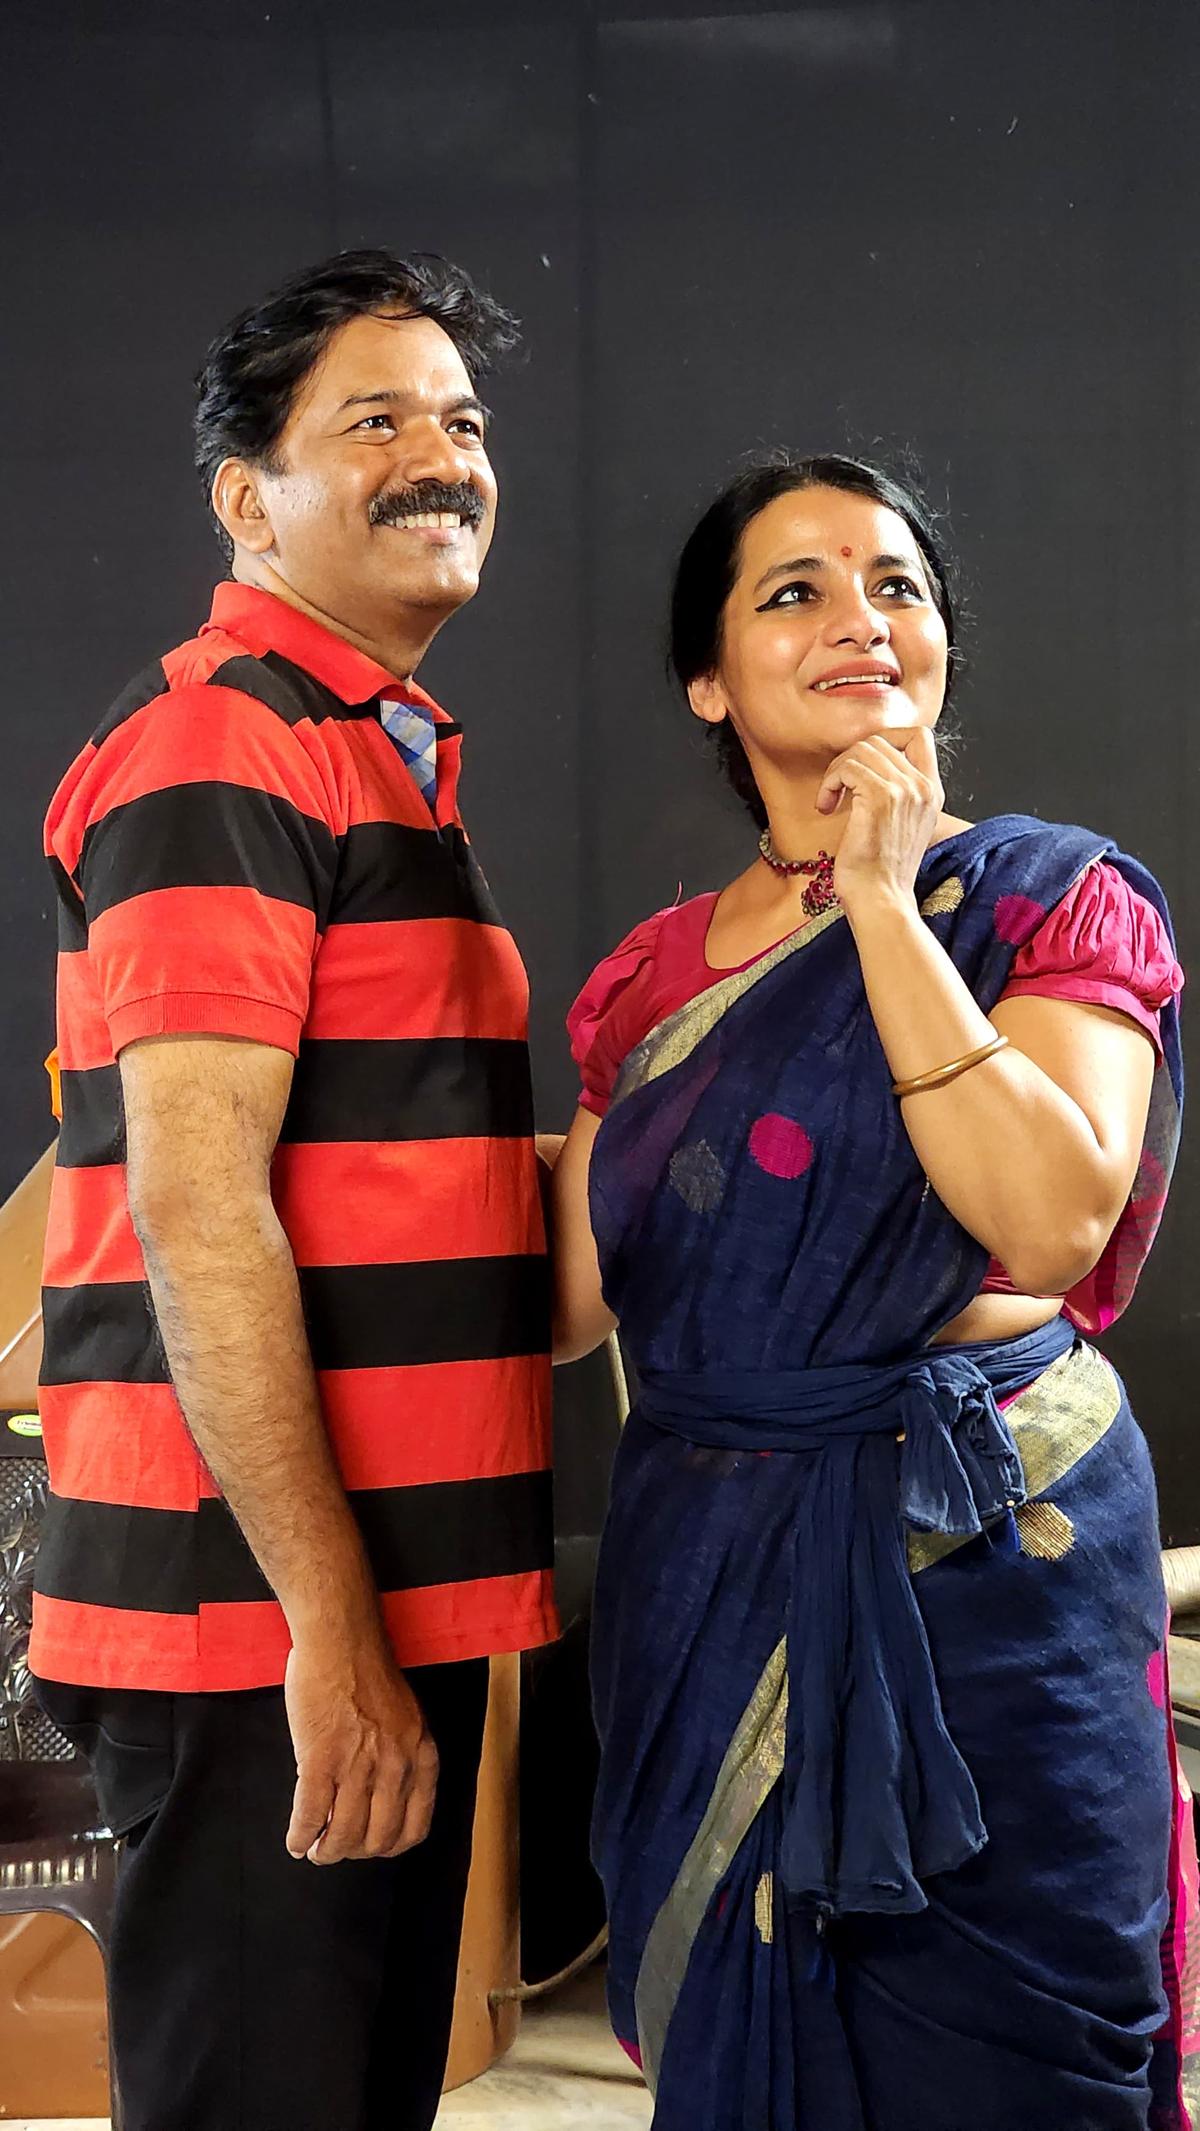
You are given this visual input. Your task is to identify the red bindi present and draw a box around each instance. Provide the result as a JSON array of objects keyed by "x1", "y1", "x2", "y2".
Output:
[{"x1": 840, "y1": 546, "x2": 853, "y2": 557}]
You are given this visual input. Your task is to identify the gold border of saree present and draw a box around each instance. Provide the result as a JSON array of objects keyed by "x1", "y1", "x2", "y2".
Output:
[
  {"x1": 635, "y1": 1637, "x2": 789, "y2": 2087},
  {"x1": 610, "y1": 902, "x2": 846, "y2": 1110},
  {"x1": 609, "y1": 879, "x2": 969, "y2": 1115},
  {"x1": 632, "y1": 1339, "x2": 1123, "y2": 2093}
]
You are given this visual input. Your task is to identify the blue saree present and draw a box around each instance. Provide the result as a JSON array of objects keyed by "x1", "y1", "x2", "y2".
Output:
[{"x1": 586, "y1": 817, "x2": 1190, "y2": 2129}]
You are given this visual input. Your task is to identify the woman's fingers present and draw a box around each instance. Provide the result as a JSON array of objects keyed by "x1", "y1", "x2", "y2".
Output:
[
  {"x1": 818, "y1": 738, "x2": 927, "y2": 816},
  {"x1": 900, "y1": 725, "x2": 940, "y2": 783},
  {"x1": 818, "y1": 737, "x2": 892, "y2": 812},
  {"x1": 895, "y1": 727, "x2": 945, "y2": 812},
  {"x1": 822, "y1": 728, "x2": 945, "y2": 910}
]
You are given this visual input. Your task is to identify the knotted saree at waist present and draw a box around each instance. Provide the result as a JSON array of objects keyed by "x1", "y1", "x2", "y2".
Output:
[{"x1": 635, "y1": 1314, "x2": 1077, "y2": 1920}]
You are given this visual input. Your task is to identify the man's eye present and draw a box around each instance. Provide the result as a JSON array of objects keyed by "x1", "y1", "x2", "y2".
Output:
[
  {"x1": 757, "y1": 580, "x2": 815, "y2": 611},
  {"x1": 353, "y1": 414, "x2": 394, "y2": 433},
  {"x1": 449, "y1": 418, "x2": 486, "y2": 442}
]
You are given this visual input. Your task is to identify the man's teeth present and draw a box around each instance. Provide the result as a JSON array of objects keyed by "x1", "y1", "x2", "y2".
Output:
[
  {"x1": 814, "y1": 674, "x2": 896, "y2": 691},
  {"x1": 394, "y1": 511, "x2": 463, "y2": 529}
]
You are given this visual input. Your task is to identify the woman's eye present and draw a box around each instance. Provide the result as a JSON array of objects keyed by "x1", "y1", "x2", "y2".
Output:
[
  {"x1": 877, "y1": 575, "x2": 923, "y2": 601},
  {"x1": 758, "y1": 580, "x2": 815, "y2": 611}
]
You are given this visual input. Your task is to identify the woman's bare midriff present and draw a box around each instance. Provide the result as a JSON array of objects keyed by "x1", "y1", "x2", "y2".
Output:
[{"x1": 929, "y1": 1290, "x2": 1065, "y2": 1348}]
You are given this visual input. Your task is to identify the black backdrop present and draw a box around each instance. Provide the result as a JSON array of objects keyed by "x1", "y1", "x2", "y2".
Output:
[{"x1": 3, "y1": 0, "x2": 1197, "y2": 1548}]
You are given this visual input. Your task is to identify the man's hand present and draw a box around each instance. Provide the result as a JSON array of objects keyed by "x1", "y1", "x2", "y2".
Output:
[{"x1": 284, "y1": 1634, "x2": 439, "y2": 1864}]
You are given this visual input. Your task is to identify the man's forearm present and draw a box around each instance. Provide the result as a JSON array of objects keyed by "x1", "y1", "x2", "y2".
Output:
[{"x1": 135, "y1": 1189, "x2": 382, "y2": 1643}]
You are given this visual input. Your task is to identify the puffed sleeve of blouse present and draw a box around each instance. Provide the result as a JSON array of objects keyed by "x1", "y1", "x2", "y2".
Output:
[
  {"x1": 567, "y1": 909, "x2": 672, "y2": 1117},
  {"x1": 998, "y1": 860, "x2": 1183, "y2": 1052}
]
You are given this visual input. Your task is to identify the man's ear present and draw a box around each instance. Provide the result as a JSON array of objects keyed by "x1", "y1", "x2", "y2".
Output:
[
  {"x1": 687, "y1": 671, "x2": 729, "y2": 727},
  {"x1": 211, "y1": 458, "x2": 276, "y2": 557}
]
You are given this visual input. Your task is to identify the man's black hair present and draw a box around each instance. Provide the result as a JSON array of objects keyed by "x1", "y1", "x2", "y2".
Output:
[{"x1": 193, "y1": 247, "x2": 520, "y2": 561}]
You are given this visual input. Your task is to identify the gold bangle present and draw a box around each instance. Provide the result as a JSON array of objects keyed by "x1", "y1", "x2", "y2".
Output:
[{"x1": 891, "y1": 1032, "x2": 1009, "y2": 1099}]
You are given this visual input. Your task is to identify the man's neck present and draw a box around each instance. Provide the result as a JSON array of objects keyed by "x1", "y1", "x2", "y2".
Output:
[{"x1": 231, "y1": 557, "x2": 444, "y2": 685}]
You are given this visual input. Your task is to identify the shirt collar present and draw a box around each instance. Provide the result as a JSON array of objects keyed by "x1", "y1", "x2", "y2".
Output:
[{"x1": 204, "y1": 582, "x2": 447, "y2": 719}]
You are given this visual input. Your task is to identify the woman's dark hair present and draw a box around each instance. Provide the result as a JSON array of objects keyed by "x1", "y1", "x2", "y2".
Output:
[
  {"x1": 669, "y1": 454, "x2": 960, "y2": 830},
  {"x1": 193, "y1": 247, "x2": 520, "y2": 561}
]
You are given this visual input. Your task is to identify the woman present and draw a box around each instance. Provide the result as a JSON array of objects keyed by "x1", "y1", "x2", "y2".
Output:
[{"x1": 549, "y1": 456, "x2": 1193, "y2": 2130}]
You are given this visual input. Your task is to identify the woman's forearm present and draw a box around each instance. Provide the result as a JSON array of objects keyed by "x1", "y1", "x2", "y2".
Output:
[
  {"x1": 548, "y1": 1107, "x2": 618, "y2": 1362},
  {"x1": 846, "y1": 890, "x2": 1127, "y2": 1292}
]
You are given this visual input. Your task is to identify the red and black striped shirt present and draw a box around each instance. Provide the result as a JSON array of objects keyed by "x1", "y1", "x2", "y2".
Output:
[{"x1": 32, "y1": 583, "x2": 557, "y2": 1692}]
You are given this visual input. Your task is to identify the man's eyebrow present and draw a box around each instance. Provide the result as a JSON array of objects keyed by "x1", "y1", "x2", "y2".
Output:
[
  {"x1": 447, "y1": 393, "x2": 492, "y2": 422},
  {"x1": 333, "y1": 388, "x2": 493, "y2": 423},
  {"x1": 753, "y1": 550, "x2": 923, "y2": 594}
]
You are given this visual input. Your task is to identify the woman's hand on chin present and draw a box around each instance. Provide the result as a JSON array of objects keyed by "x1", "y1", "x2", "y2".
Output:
[{"x1": 816, "y1": 725, "x2": 944, "y2": 917}]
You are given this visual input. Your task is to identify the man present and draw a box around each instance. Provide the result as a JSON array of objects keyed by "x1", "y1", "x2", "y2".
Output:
[{"x1": 31, "y1": 248, "x2": 558, "y2": 2131}]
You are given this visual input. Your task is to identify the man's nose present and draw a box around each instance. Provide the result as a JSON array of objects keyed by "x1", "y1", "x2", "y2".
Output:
[{"x1": 398, "y1": 416, "x2": 474, "y2": 488}]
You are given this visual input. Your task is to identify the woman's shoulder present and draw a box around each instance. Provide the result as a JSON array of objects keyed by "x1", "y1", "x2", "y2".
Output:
[
  {"x1": 963, "y1": 815, "x2": 1174, "y2": 914},
  {"x1": 578, "y1": 892, "x2": 711, "y2": 985},
  {"x1": 954, "y1": 810, "x2": 1100, "y2": 855},
  {"x1": 567, "y1": 893, "x2": 720, "y2": 1112},
  {"x1": 945, "y1": 817, "x2": 1181, "y2": 1012},
  {"x1": 1008, "y1": 857, "x2": 1182, "y2": 1008},
  {"x1": 946, "y1": 813, "x2": 1118, "y2": 905},
  {"x1": 567, "y1": 894, "x2": 714, "y2": 1048}
]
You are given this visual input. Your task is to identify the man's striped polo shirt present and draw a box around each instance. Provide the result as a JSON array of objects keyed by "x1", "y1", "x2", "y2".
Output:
[{"x1": 32, "y1": 582, "x2": 558, "y2": 1693}]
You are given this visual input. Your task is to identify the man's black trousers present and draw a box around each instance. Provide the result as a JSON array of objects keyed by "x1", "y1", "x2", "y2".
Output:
[{"x1": 38, "y1": 1659, "x2": 490, "y2": 2131}]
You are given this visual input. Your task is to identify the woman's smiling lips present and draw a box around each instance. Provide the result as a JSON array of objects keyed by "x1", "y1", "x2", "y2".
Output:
[{"x1": 811, "y1": 659, "x2": 901, "y2": 695}]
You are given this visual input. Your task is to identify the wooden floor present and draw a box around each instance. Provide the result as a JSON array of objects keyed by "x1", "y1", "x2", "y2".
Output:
[{"x1": 8, "y1": 1963, "x2": 653, "y2": 2131}]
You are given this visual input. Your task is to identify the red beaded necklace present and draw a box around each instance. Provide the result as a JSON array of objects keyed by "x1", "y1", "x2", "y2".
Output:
[{"x1": 757, "y1": 831, "x2": 839, "y2": 917}]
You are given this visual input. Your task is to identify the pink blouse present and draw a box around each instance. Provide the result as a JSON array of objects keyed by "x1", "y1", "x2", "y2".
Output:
[{"x1": 568, "y1": 861, "x2": 1183, "y2": 1309}]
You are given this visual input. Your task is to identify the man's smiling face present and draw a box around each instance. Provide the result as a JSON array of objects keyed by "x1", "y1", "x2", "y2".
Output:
[{"x1": 241, "y1": 310, "x2": 498, "y2": 638}]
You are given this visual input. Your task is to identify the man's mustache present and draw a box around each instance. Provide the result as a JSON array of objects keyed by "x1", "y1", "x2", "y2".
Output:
[{"x1": 368, "y1": 480, "x2": 486, "y2": 530}]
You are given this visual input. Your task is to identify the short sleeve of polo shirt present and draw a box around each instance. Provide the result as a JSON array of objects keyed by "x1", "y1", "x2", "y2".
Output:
[{"x1": 68, "y1": 683, "x2": 339, "y2": 1057}]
